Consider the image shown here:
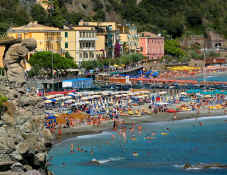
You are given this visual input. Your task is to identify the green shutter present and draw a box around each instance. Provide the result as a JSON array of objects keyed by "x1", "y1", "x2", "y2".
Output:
[
  {"x1": 65, "y1": 42, "x2": 68, "y2": 48},
  {"x1": 65, "y1": 32, "x2": 68, "y2": 38}
]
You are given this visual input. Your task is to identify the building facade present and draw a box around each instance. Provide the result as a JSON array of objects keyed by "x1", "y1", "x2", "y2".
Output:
[
  {"x1": 61, "y1": 26, "x2": 97, "y2": 64},
  {"x1": 139, "y1": 32, "x2": 164, "y2": 59},
  {"x1": 78, "y1": 21, "x2": 119, "y2": 58},
  {"x1": 7, "y1": 21, "x2": 61, "y2": 54},
  {"x1": 118, "y1": 24, "x2": 139, "y2": 54}
]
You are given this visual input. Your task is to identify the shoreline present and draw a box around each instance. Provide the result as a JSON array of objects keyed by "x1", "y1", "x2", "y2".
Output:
[{"x1": 52, "y1": 109, "x2": 227, "y2": 145}]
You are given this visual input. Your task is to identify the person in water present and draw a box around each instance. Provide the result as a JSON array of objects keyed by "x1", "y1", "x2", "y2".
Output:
[{"x1": 70, "y1": 144, "x2": 74, "y2": 153}]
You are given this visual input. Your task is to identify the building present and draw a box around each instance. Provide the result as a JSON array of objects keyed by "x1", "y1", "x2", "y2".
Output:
[
  {"x1": 7, "y1": 21, "x2": 61, "y2": 54},
  {"x1": 78, "y1": 21, "x2": 119, "y2": 58},
  {"x1": 118, "y1": 24, "x2": 139, "y2": 54},
  {"x1": 61, "y1": 26, "x2": 97, "y2": 64},
  {"x1": 138, "y1": 32, "x2": 164, "y2": 59}
]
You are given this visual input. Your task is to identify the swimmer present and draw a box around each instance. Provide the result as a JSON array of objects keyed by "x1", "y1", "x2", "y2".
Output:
[
  {"x1": 77, "y1": 144, "x2": 80, "y2": 152},
  {"x1": 90, "y1": 158, "x2": 100, "y2": 165},
  {"x1": 144, "y1": 136, "x2": 154, "y2": 140},
  {"x1": 131, "y1": 136, "x2": 136, "y2": 141},
  {"x1": 152, "y1": 132, "x2": 156, "y2": 136},
  {"x1": 70, "y1": 144, "x2": 74, "y2": 153},
  {"x1": 199, "y1": 121, "x2": 203, "y2": 126},
  {"x1": 90, "y1": 149, "x2": 94, "y2": 155},
  {"x1": 112, "y1": 134, "x2": 116, "y2": 140},
  {"x1": 132, "y1": 152, "x2": 139, "y2": 157},
  {"x1": 61, "y1": 162, "x2": 66, "y2": 167}
]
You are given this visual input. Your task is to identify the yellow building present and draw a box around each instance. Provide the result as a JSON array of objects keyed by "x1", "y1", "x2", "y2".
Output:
[
  {"x1": 7, "y1": 21, "x2": 61, "y2": 53},
  {"x1": 78, "y1": 21, "x2": 118, "y2": 31},
  {"x1": 61, "y1": 26, "x2": 97, "y2": 64},
  {"x1": 78, "y1": 21, "x2": 119, "y2": 58}
]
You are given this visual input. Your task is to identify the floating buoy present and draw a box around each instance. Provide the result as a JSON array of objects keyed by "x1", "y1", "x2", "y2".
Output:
[{"x1": 161, "y1": 132, "x2": 168, "y2": 135}]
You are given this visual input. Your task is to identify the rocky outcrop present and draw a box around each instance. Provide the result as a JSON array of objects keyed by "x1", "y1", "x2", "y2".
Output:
[{"x1": 0, "y1": 85, "x2": 53, "y2": 175}]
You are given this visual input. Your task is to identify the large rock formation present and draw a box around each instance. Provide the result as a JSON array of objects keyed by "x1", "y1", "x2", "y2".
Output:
[
  {"x1": 0, "y1": 77, "x2": 52, "y2": 175},
  {"x1": 3, "y1": 38, "x2": 37, "y2": 87}
]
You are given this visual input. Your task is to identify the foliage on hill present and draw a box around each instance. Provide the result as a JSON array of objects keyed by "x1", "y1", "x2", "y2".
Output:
[{"x1": 1, "y1": 0, "x2": 227, "y2": 38}]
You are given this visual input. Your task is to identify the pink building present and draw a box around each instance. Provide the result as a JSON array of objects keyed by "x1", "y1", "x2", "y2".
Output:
[{"x1": 139, "y1": 32, "x2": 164, "y2": 59}]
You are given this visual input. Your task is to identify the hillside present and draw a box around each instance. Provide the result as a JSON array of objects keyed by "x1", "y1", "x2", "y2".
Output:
[{"x1": 1, "y1": 0, "x2": 227, "y2": 38}]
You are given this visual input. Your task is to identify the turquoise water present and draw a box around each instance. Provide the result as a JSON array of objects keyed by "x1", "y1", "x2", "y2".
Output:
[
  {"x1": 184, "y1": 72, "x2": 227, "y2": 82},
  {"x1": 49, "y1": 116, "x2": 227, "y2": 175}
]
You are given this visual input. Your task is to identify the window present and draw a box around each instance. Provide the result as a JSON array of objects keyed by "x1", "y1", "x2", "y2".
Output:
[
  {"x1": 90, "y1": 52, "x2": 94, "y2": 58},
  {"x1": 83, "y1": 42, "x2": 86, "y2": 48},
  {"x1": 80, "y1": 52, "x2": 83, "y2": 58},
  {"x1": 80, "y1": 42, "x2": 83, "y2": 49},
  {"x1": 91, "y1": 41, "x2": 95, "y2": 48},
  {"x1": 82, "y1": 32, "x2": 85, "y2": 38},
  {"x1": 80, "y1": 32, "x2": 82, "y2": 38},
  {"x1": 86, "y1": 42, "x2": 89, "y2": 48},
  {"x1": 84, "y1": 52, "x2": 88, "y2": 58},
  {"x1": 65, "y1": 42, "x2": 68, "y2": 48},
  {"x1": 65, "y1": 32, "x2": 68, "y2": 38}
]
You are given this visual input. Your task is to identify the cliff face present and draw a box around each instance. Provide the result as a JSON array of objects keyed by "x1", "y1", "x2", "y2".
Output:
[{"x1": 0, "y1": 79, "x2": 53, "y2": 175}]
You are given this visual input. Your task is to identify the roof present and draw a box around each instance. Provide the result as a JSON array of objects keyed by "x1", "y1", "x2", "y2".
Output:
[
  {"x1": 63, "y1": 78, "x2": 92, "y2": 82},
  {"x1": 8, "y1": 21, "x2": 59, "y2": 32},
  {"x1": 139, "y1": 32, "x2": 163, "y2": 38}
]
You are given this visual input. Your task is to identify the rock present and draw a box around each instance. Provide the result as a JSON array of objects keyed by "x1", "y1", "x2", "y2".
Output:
[
  {"x1": 17, "y1": 96, "x2": 30, "y2": 107},
  {"x1": 0, "y1": 127, "x2": 7, "y2": 135},
  {"x1": 10, "y1": 162, "x2": 24, "y2": 172},
  {"x1": 10, "y1": 151, "x2": 23, "y2": 161},
  {"x1": 23, "y1": 165, "x2": 33, "y2": 171},
  {"x1": 0, "y1": 137, "x2": 9, "y2": 149},
  {"x1": 7, "y1": 138, "x2": 16, "y2": 150},
  {"x1": 0, "y1": 161, "x2": 15, "y2": 172},
  {"x1": 16, "y1": 114, "x2": 31, "y2": 125},
  {"x1": 25, "y1": 170, "x2": 42, "y2": 175},
  {"x1": 20, "y1": 121, "x2": 33, "y2": 134},
  {"x1": 42, "y1": 129, "x2": 53, "y2": 141},
  {"x1": 16, "y1": 142, "x2": 30, "y2": 155},
  {"x1": 2, "y1": 112, "x2": 15, "y2": 126},
  {"x1": 34, "y1": 153, "x2": 46, "y2": 164}
]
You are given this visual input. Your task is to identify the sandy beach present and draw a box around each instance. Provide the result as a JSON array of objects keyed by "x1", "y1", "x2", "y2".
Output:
[{"x1": 54, "y1": 108, "x2": 227, "y2": 144}]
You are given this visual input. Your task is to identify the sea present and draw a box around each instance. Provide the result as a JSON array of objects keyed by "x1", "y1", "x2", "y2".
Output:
[
  {"x1": 182, "y1": 72, "x2": 227, "y2": 82},
  {"x1": 48, "y1": 116, "x2": 227, "y2": 175}
]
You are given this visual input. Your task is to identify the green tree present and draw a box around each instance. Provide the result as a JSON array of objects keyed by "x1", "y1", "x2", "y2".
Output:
[
  {"x1": 28, "y1": 51, "x2": 77, "y2": 75},
  {"x1": 164, "y1": 39, "x2": 186, "y2": 59},
  {"x1": 93, "y1": 10, "x2": 106, "y2": 21},
  {"x1": 31, "y1": 4, "x2": 48, "y2": 24}
]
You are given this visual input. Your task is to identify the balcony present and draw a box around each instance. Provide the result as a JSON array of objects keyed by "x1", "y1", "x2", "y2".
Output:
[{"x1": 79, "y1": 37, "x2": 97, "y2": 41}]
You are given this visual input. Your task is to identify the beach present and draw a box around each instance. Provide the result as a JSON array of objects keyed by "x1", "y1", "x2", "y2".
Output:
[
  {"x1": 48, "y1": 113, "x2": 227, "y2": 175},
  {"x1": 54, "y1": 108, "x2": 227, "y2": 144}
]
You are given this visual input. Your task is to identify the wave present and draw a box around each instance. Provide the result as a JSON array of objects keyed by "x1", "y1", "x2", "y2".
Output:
[
  {"x1": 94, "y1": 157, "x2": 125, "y2": 164},
  {"x1": 77, "y1": 131, "x2": 112, "y2": 139}
]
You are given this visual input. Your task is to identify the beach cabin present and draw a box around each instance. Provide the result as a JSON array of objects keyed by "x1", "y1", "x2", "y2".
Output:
[{"x1": 62, "y1": 78, "x2": 93, "y2": 89}]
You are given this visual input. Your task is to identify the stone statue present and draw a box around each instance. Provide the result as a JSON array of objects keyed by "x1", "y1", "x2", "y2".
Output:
[{"x1": 3, "y1": 38, "x2": 37, "y2": 87}]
